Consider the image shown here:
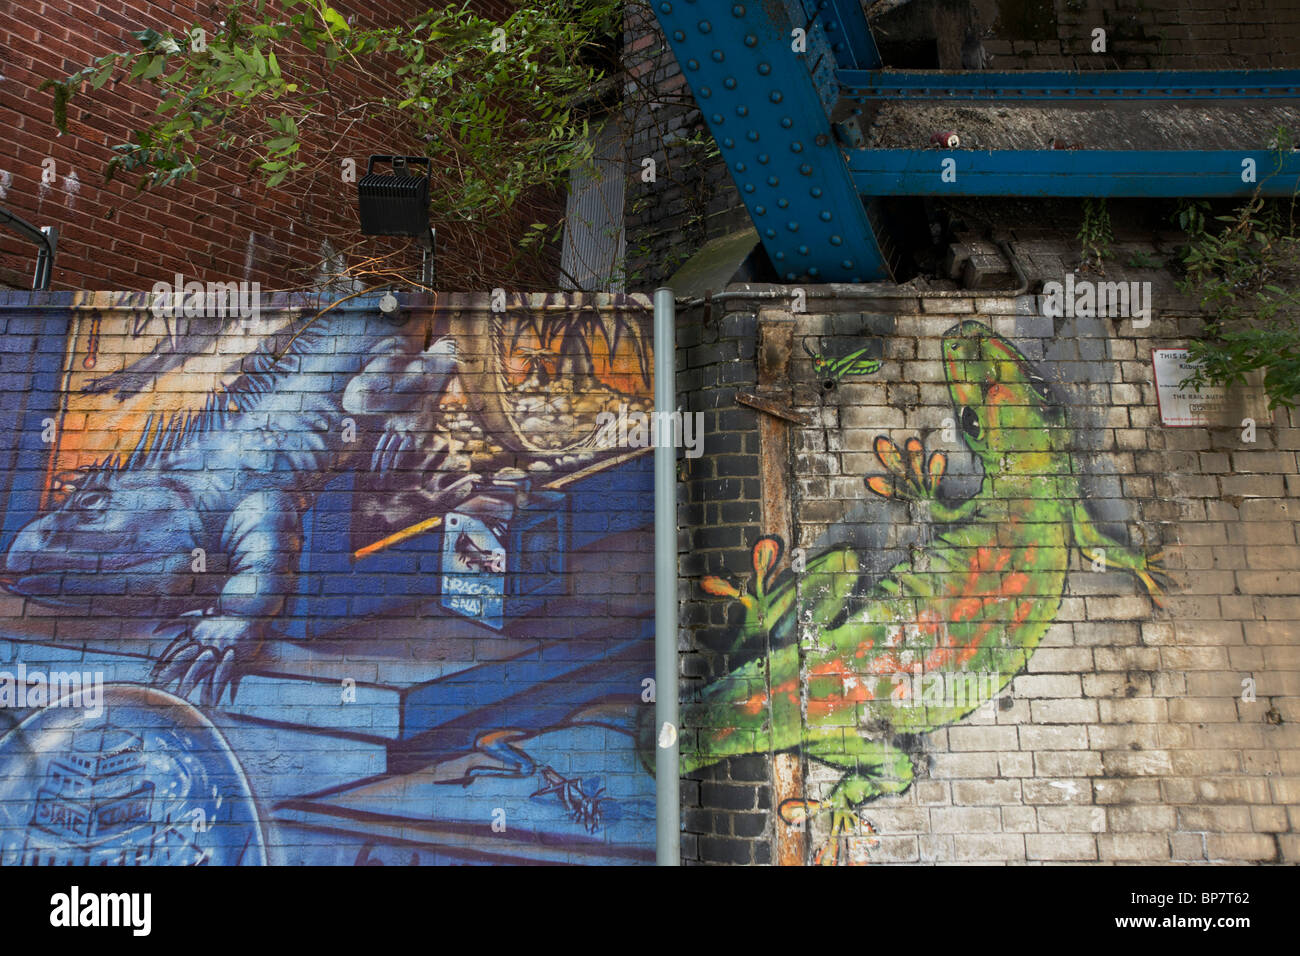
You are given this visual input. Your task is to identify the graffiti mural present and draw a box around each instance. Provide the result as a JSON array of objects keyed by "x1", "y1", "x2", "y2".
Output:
[
  {"x1": 802, "y1": 337, "x2": 883, "y2": 389},
  {"x1": 680, "y1": 320, "x2": 1168, "y2": 865},
  {"x1": 0, "y1": 290, "x2": 657, "y2": 864}
]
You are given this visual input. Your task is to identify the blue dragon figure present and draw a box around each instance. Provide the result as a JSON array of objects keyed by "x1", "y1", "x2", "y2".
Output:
[{"x1": 2, "y1": 311, "x2": 460, "y2": 705}]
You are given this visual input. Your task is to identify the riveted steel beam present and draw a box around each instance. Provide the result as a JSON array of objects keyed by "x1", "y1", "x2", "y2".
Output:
[
  {"x1": 848, "y1": 149, "x2": 1300, "y2": 197},
  {"x1": 651, "y1": 0, "x2": 893, "y2": 282},
  {"x1": 813, "y1": 0, "x2": 883, "y2": 70},
  {"x1": 839, "y1": 68, "x2": 1300, "y2": 102}
]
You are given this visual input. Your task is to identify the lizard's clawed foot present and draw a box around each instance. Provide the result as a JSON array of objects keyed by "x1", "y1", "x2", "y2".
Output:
[
  {"x1": 371, "y1": 428, "x2": 418, "y2": 473},
  {"x1": 1136, "y1": 550, "x2": 1174, "y2": 609},
  {"x1": 779, "y1": 797, "x2": 879, "y2": 866},
  {"x1": 867, "y1": 436, "x2": 946, "y2": 502},
  {"x1": 152, "y1": 613, "x2": 247, "y2": 707}
]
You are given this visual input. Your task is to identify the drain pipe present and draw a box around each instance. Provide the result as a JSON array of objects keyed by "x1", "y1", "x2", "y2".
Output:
[{"x1": 654, "y1": 286, "x2": 679, "y2": 866}]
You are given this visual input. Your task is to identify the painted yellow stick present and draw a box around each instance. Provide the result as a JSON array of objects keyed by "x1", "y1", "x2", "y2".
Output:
[{"x1": 353, "y1": 514, "x2": 444, "y2": 560}]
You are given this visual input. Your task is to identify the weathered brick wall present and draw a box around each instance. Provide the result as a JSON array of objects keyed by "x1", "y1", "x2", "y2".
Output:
[
  {"x1": 975, "y1": 0, "x2": 1300, "y2": 70},
  {"x1": 0, "y1": 289, "x2": 657, "y2": 864},
  {"x1": 679, "y1": 276, "x2": 1300, "y2": 865},
  {"x1": 676, "y1": 299, "x2": 772, "y2": 863}
]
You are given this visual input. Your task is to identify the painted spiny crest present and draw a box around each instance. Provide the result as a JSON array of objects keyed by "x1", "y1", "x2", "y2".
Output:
[{"x1": 73, "y1": 312, "x2": 341, "y2": 481}]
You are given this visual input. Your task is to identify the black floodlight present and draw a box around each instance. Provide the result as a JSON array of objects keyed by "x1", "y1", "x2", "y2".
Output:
[
  {"x1": 357, "y1": 155, "x2": 436, "y2": 285},
  {"x1": 358, "y1": 155, "x2": 431, "y2": 236}
]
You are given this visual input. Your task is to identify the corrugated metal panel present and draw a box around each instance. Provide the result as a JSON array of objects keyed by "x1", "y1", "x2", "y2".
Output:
[{"x1": 560, "y1": 120, "x2": 626, "y2": 292}]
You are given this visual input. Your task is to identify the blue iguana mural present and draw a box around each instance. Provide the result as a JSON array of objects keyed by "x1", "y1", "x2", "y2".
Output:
[{"x1": 1, "y1": 312, "x2": 459, "y2": 706}]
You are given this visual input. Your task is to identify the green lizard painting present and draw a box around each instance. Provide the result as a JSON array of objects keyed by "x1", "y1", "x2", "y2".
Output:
[{"x1": 661, "y1": 320, "x2": 1168, "y2": 864}]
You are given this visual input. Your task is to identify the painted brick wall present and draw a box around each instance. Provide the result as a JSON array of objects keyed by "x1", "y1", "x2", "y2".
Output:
[
  {"x1": 678, "y1": 277, "x2": 1300, "y2": 865},
  {"x1": 0, "y1": 289, "x2": 657, "y2": 864}
]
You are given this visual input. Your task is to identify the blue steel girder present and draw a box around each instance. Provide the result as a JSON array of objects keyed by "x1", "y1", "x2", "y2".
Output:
[
  {"x1": 816, "y1": 0, "x2": 883, "y2": 70},
  {"x1": 651, "y1": 0, "x2": 1300, "y2": 282},
  {"x1": 838, "y1": 68, "x2": 1300, "y2": 102},
  {"x1": 849, "y1": 150, "x2": 1300, "y2": 198},
  {"x1": 651, "y1": 0, "x2": 893, "y2": 282}
]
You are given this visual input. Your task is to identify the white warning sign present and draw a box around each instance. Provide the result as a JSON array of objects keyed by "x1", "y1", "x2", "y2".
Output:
[{"x1": 1152, "y1": 348, "x2": 1229, "y2": 426}]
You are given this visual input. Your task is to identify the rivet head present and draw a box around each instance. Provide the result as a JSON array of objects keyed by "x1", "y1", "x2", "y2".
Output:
[
  {"x1": 820, "y1": 211, "x2": 832, "y2": 221},
  {"x1": 798, "y1": 245, "x2": 809, "y2": 255},
  {"x1": 777, "y1": 198, "x2": 789, "y2": 208},
  {"x1": 791, "y1": 141, "x2": 803, "y2": 153},
  {"x1": 758, "y1": 62, "x2": 771, "y2": 75},
  {"x1": 799, "y1": 164, "x2": 813, "y2": 175},
  {"x1": 810, "y1": 187, "x2": 823, "y2": 198},
  {"x1": 744, "y1": 34, "x2": 757, "y2": 46},
  {"x1": 785, "y1": 271, "x2": 797, "y2": 280},
  {"x1": 659, "y1": 1, "x2": 671, "y2": 11},
  {"x1": 687, "y1": 59, "x2": 699, "y2": 70},
  {"x1": 723, "y1": 138, "x2": 735, "y2": 148},
  {"x1": 780, "y1": 117, "x2": 793, "y2": 128},
  {"x1": 809, "y1": 267, "x2": 820, "y2": 276},
  {"x1": 787, "y1": 221, "x2": 799, "y2": 232},
  {"x1": 830, "y1": 235, "x2": 843, "y2": 245},
  {"x1": 765, "y1": 229, "x2": 777, "y2": 238},
  {"x1": 769, "y1": 91, "x2": 783, "y2": 103},
  {"x1": 746, "y1": 130, "x2": 759, "y2": 141},
  {"x1": 744, "y1": 183, "x2": 755, "y2": 193},
  {"x1": 757, "y1": 153, "x2": 769, "y2": 164},
  {"x1": 711, "y1": 113, "x2": 723, "y2": 123},
  {"x1": 700, "y1": 87, "x2": 712, "y2": 98},
  {"x1": 736, "y1": 105, "x2": 748, "y2": 115},
  {"x1": 724, "y1": 77, "x2": 737, "y2": 89},
  {"x1": 815, "y1": 134, "x2": 830, "y2": 146},
  {"x1": 755, "y1": 205, "x2": 766, "y2": 215},
  {"x1": 767, "y1": 176, "x2": 779, "y2": 186},
  {"x1": 842, "y1": 259, "x2": 854, "y2": 269},
  {"x1": 673, "y1": 30, "x2": 685, "y2": 41},
  {"x1": 734, "y1": 162, "x2": 746, "y2": 172},
  {"x1": 712, "y1": 50, "x2": 725, "y2": 62},
  {"x1": 699, "y1": 20, "x2": 711, "y2": 32},
  {"x1": 732, "y1": 4, "x2": 746, "y2": 16}
]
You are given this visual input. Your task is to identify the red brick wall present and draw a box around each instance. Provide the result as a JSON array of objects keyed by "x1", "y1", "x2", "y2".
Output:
[{"x1": 0, "y1": 0, "x2": 553, "y2": 291}]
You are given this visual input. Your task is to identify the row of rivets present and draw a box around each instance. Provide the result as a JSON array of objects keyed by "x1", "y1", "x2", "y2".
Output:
[{"x1": 652, "y1": 3, "x2": 872, "y2": 281}]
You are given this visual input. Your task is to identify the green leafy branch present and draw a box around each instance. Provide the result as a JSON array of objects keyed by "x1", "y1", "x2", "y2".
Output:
[
  {"x1": 43, "y1": 0, "x2": 620, "y2": 207},
  {"x1": 1176, "y1": 132, "x2": 1300, "y2": 410}
]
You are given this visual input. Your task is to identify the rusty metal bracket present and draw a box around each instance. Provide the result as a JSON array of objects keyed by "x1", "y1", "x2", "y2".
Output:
[{"x1": 736, "y1": 390, "x2": 815, "y2": 426}]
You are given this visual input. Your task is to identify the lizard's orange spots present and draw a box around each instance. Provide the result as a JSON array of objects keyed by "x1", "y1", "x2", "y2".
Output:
[
  {"x1": 1012, "y1": 601, "x2": 1033, "y2": 625},
  {"x1": 986, "y1": 384, "x2": 1012, "y2": 403},
  {"x1": 1001, "y1": 571, "x2": 1029, "y2": 597}
]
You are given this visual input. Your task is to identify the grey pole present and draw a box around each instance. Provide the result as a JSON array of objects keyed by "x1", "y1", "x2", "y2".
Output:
[{"x1": 654, "y1": 286, "x2": 679, "y2": 866}]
